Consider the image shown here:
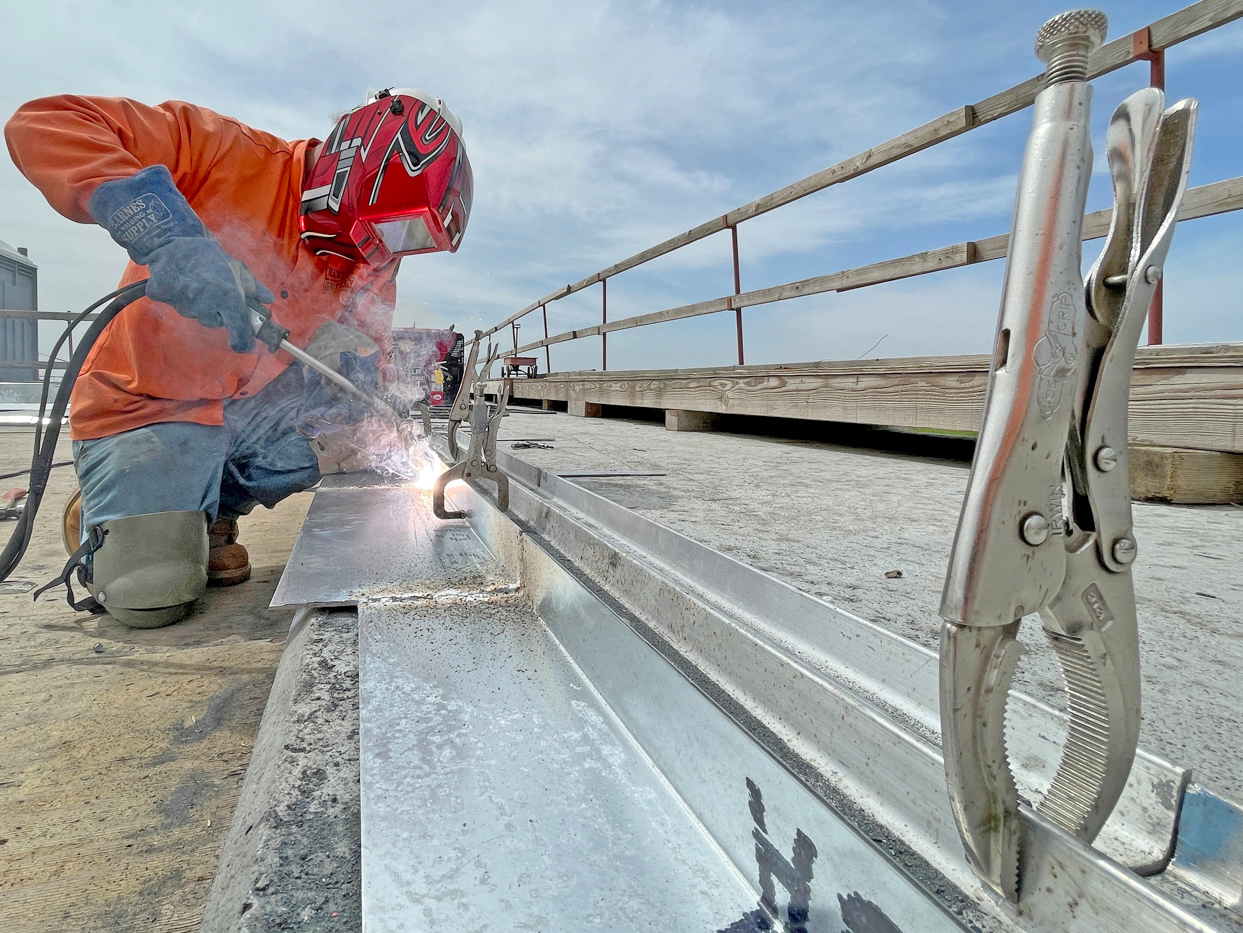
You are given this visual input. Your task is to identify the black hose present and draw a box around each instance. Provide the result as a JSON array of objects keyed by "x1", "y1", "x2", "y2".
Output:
[
  {"x1": 0, "y1": 461, "x2": 74, "y2": 483},
  {"x1": 0, "y1": 280, "x2": 148, "y2": 582}
]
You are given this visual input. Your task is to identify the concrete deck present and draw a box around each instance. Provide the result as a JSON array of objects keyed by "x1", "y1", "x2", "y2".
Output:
[
  {"x1": 495, "y1": 406, "x2": 1243, "y2": 803},
  {"x1": 4, "y1": 405, "x2": 1241, "y2": 927},
  {"x1": 0, "y1": 426, "x2": 308, "y2": 933}
]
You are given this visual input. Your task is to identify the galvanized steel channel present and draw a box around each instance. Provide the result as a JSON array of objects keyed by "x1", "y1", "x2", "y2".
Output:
[{"x1": 272, "y1": 465, "x2": 1241, "y2": 931}]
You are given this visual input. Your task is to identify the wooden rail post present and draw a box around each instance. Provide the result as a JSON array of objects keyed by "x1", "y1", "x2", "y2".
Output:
[
  {"x1": 732, "y1": 225, "x2": 744, "y2": 366},
  {"x1": 602, "y1": 277, "x2": 608, "y2": 371}
]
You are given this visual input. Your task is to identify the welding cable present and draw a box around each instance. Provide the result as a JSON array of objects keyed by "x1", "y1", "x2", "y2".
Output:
[
  {"x1": 0, "y1": 461, "x2": 74, "y2": 483},
  {"x1": 0, "y1": 281, "x2": 148, "y2": 583}
]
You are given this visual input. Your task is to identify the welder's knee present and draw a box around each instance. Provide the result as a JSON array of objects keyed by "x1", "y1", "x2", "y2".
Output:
[{"x1": 84, "y1": 510, "x2": 209, "y2": 629}]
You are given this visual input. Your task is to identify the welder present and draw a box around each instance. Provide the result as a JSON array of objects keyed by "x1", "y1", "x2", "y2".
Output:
[{"x1": 3, "y1": 88, "x2": 473, "y2": 627}]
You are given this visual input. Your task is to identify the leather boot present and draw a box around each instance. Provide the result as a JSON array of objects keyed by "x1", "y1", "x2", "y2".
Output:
[
  {"x1": 208, "y1": 517, "x2": 252, "y2": 586},
  {"x1": 62, "y1": 488, "x2": 82, "y2": 556}
]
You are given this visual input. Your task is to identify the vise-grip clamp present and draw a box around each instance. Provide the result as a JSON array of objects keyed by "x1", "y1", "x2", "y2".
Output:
[
  {"x1": 938, "y1": 9, "x2": 1196, "y2": 901},
  {"x1": 446, "y1": 331, "x2": 484, "y2": 461},
  {"x1": 433, "y1": 333, "x2": 511, "y2": 519}
]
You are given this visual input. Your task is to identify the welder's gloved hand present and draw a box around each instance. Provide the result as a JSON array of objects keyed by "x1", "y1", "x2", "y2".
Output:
[
  {"x1": 87, "y1": 165, "x2": 271, "y2": 353},
  {"x1": 303, "y1": 321, "x2": 381, "y2": 397},
  {"x1": 297, "y1": 354, "x2": 380, "y2": 437},
  {"x1": 297, "y1": 322, "x2": 383, "y2": 437}
]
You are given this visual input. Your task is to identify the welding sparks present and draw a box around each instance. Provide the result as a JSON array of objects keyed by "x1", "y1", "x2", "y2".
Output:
[
  {"x1": 347, "y1": 416, "x2": 446, "y2": 488},
  {"x1": 405, "y1": 437, "x2": 444, "y2": 489}
]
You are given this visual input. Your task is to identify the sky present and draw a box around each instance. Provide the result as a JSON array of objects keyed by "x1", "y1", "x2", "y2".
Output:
[{"x1": 2, "y1": 0, "x2": 1241, "y2": 372}]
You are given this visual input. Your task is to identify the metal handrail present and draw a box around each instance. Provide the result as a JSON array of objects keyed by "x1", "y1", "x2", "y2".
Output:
[
  {"x1": 481, "y1": 0, "x2": 1243, "y2": 368},
  {"x1": 0, "y1": 310, "x2": 100, "y2": 323},
  {"x1": 0, "y1": 311, "x2": 97, "y2": 380},
  {"x1": 0, "y1": 360, "x2": 67, "y2": 370}
]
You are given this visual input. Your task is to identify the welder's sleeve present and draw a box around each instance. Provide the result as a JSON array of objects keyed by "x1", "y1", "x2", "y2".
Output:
[{"x1": 4, "y1": 95, "x2": 231, "y2": 223}]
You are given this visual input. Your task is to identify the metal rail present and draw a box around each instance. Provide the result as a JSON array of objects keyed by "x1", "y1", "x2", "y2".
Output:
[
  {"x1": 481, "y1": 0, "x2": 1243, "y2": 366},
  {"x1": 0, "y1": 309, "x2": 101, "y2": 381}
]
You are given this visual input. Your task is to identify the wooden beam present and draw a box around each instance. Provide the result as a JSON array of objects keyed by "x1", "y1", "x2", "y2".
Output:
[
  {"x1": 975, "y1": 174, "x2": 1243, "y2": 262},
  {"x1": 498, "y1": 343, "x2": 1243, "y2": 455},
  {"x1": 1129, "y1": 445, "x2": 1243, "y2": 503},
  {"x1": 665, "y1": 409, "x2": 718, "y2": 432}
]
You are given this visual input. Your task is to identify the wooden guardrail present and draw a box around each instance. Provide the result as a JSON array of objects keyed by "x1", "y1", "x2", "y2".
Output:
[
  {"x1": 511, "y1": 175, "x2": 1243, "y2": 353},
  {"x1": 482, "y1": 0, "x2": 1243, "y2": 368}
]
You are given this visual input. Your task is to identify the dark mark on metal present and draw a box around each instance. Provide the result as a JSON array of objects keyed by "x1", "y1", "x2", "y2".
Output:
[
  {"x1": 840, "y1": 891, "x2": 906, "y2": 932},
  {"x1": 750, "y1": 779, "x2": 817, "y2": 932}
]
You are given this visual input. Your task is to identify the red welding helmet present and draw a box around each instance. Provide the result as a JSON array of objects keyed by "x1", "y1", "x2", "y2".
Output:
[{"x1": 299, "y1": 88, "x2": 473, "y2": 266}]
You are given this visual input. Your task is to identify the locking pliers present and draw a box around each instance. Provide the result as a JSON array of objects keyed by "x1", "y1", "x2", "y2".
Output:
[
  {"x1": 938, "y1": 9, "x2": 1196, "y2": 901},
  {"x1": 433, "y1": 334, "x2": 511, "y2": 519}
]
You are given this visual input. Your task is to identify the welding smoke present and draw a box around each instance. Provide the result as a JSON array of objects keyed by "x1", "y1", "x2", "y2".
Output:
[{"x1": 332, "y1": 415, "x2": 442, "y2": 487}]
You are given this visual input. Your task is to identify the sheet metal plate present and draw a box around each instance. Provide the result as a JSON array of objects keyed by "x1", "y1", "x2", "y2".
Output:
[
  {"x1": 271, "y1": 482, "x2": 510, "y2": 607},
  {"x1": 358, "y1": 596, "x2": 756, "y2": 930}
]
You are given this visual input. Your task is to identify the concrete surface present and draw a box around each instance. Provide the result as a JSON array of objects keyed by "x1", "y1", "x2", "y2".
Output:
[
  {"x1": 202, "y1": 609, "x2": 360, "y2": 933},
  {"x1": 0, "y1": 426, "x2": 309, "y2": 933},
  {"x1": 495, "y1": 407, "x2": 1243, "y2": 803}
]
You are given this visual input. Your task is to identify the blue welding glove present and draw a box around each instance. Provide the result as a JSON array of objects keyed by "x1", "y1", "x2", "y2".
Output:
[
  {"x1": 298, "y1": 351, "x2": 381, "y2": 437},
  {"x1": 87, "y1": 165, "x2": 271, "y2": 353}
]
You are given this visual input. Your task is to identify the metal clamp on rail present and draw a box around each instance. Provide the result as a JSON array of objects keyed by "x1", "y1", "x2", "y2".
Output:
[
  {"x1": 446, "y1": 330, "x2": 484, "y2": 460},
  {"x1": 938, "y1": 9, "x2": 1197, "y2": 902},
  {"x1": 434, "y1": 333, "x2": 511, "y2": 519}
]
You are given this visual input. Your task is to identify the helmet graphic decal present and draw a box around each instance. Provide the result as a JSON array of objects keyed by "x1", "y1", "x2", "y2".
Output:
[{"x1": 368, "y1": 102, "x2": 455, "y2": 207}]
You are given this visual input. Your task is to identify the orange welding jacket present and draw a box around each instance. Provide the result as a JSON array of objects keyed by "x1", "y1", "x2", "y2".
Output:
[{"x1": 4, "y1": 95, "x2": 399, "y2": 440}]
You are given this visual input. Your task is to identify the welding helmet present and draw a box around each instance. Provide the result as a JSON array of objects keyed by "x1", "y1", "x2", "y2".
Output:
[{"x1": 299, "y1": 88, "x2": 473, "y2": 266}]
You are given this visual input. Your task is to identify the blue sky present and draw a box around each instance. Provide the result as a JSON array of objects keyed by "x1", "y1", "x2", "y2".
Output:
[{"x1": 2, "y1": 1, "x2": 1240, "y2": 372}]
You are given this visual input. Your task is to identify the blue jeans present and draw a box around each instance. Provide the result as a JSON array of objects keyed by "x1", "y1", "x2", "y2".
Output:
[{"x1": 73, "y1": 363, "x2": 321, "y2": 535}]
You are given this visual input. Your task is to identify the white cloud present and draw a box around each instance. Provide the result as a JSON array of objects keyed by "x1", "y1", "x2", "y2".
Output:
[{"x1": 2, "y1": 0, "x2": 1240, "y2": 370}]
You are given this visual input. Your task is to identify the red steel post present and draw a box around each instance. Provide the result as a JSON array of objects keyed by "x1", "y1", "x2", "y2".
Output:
[
  {"x1": 731, "y1": 225, "x2": 744, "y2": 365},
  {"x1": 542, "y1": 304, "x2": 550, "y2": 374}
]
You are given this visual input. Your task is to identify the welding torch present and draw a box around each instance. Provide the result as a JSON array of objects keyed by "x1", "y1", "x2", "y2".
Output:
[{"x1": 246, "y1": 299, "x2": 408, "y2": 419}]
